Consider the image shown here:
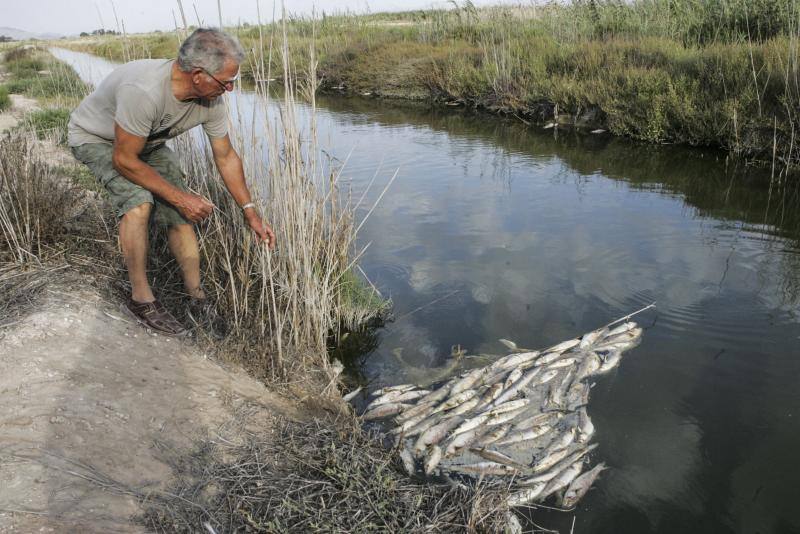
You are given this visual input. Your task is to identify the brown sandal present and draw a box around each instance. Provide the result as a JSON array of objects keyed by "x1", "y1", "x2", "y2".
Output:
[{"x1": 121, "y1": 298, "x2": 187, "y2": 336}]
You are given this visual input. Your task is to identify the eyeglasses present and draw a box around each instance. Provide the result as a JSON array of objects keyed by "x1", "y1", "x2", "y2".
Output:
[{"x1": 195, "y1": 66, "x2": 239, "y2": 91}]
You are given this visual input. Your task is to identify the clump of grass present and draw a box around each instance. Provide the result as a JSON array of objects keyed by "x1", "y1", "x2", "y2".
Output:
[
  {"x1": 19, "y1": 107, "x2": 71, "y2": 144},
  {"x1": 0, "y1": 132, "x2": 81, "y2": 264},
  {"x1": 139, "y1": 416, "x2": 509, "y2": 532},
  {"x1": 0, "y1": 85, "x2": 10, "y2": 111},
  {"x1": 2, "y1": 47, "x2": 89, "y2": 105}
]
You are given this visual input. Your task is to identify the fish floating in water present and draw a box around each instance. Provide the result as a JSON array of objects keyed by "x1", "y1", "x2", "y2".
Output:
[{"x1": 353, "y1": 304, "x2": 654, "y2": 508}]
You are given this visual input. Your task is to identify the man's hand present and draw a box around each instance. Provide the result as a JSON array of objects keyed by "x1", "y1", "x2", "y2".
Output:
[
  {"x1": 175, "y1": 191, "x2": 215, "y2": 223},
  {"x1": 245, "y1": 210, "x2": 276, "y2": 249}
]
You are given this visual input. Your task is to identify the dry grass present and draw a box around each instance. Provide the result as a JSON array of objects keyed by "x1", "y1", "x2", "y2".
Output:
[{"x1": 140, "y1": 416, "x2": 510, "y2": 533}]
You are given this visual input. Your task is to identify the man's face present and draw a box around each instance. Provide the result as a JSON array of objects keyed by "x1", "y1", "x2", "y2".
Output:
[{"x1": 194, "y1": 59, "x2": 239, "y2": 99}]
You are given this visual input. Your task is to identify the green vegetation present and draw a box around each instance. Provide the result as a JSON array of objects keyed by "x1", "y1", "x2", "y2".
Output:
[
  {"x1": 0, "y1": 85, "x2": 10, "y2": 111},
  {"x1": 2, "y1": 46, "x2": 89, "y2": 105},
  {"x1": 65, "y1": 0, "x2": 800, "y2": 173},
  {"x1": 19, "y1": 107, "x2": 71, "y2": 144}
]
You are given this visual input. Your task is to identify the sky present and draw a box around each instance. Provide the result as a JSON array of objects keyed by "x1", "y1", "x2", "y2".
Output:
[{"x1": 2, "y1": 0, "x2": 520, "y2": 36}]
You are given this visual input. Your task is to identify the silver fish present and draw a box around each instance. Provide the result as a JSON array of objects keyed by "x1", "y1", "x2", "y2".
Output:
[
  {"x1": 532, "y1": 445, "x2": 571, "y2": 473},
  {"x1": 566, "y1": 380, "x2": 590, "y2": 410},
  {"x1": 373, "y1": 384, "x2": 416, "y2": 396},
  {"x1": 534, "y1": 351, "x2": 564, "y2": 366},
  {"x1": 445, "y1": 427, "x2": 482, "y2": 457},
  {"x1": 482, "y1": 398, "x2": 530, "y2": 418},
  {"x1": 416, "y1": 384, "x2": 452, "y2": 407},
  {"x1": 507, "y1": 483, "x2": 546, "y2": 507},
  {"x1": 579, "y1": 327, "x2": 608, "y2": 349},
  {"x1": 496, "y1": 424, "x2": 552, "y2": 446},
  {"x1": 470, "y1": 447, "x2": 525, "y2": 468},
  {"x1": 396, "y1": 400, "x2": 437, "y2": 423},
  {"x1": 392, "y1": 412, "x2": 429, "y2": 435},
  {"x1": 486, "y1": 406, "x2": 528, "y2": 426},
  {"x1": 450, "y1": 368, "x2": 486, "y2": 396},
  {"x1": 424, "y1": 445, "x2": 443, "y2": 474},
  {"x1": 474, "y1": 424, "x2": 511, "y2": 446},
  {"x1": 597, "y1": 350, "x2": 622, "y2": 373},
  {"x1": 491, "y1": 366, "x2": 543, "y2": 406},
  {"x1": 368, "y1": 389, "x2": 429, "y2": 409},
  {"x1": 503, "y1": 368, "x2": 523, "y2": 390},
  {"x1": 452, "y1": 414, "x2": 490, "y2": 436},
  {"x1": 449, "y1": 461, "x2": 520, "y2": 476},
  {"x1": 548, "y1": 369, "x2": 575, "y2": 408},
  {"x1": 414, "y1": 416, "x2": 465, "y2": 453},
  {"x1": 562, "y1": 462, "x2": 607, "y2": 508},
  {"x1": 473, "y1": 382, "x2": 504, "y2": 411},
  {"x1": 533, "y1": 369, "x2": 559, "y2": 387},
  {"x1": 433, "y1": 389, "x2": 478, "y2": 414},
  {"x1": 498, "y1": 338, "x2": 519, "y2": 351},
  {"x1": 342, "y1": 386, "x2": 364, "y2": 402},
  {"x1": 363, "y1": 402, "x2": 410, "y2": 420},
  {"x1": 605, "y1": 321, "x2": 637, "y2": 338},
  {"x1": 577, "y1": 407, "x2": 595, "y2": 442},
  {"x1": 545, "y1": 427, "x2": 576, "y2": 453},
  {"x1": 548, "y1": 357, "x2": 578, "y2": 369},
  {"x1": 495, "y1": 351, "x2": 540, "y2": 371},
  {"x1": 404, "y1": 412, "x2": 445, "y2": 438},
  {"x1": 513, "y1": 411, "x2": 562, "y2": 431},
  {"x1": 521, "y1": 444, "x2": 597, "y2": 484},
  {"x1": 547, "y1": 338, "x2": 581, "y2": 353},
  {"x1": 575, "y1": 351, "x2": 602, "y2": 380},
  {"x1": 449, "y1": 396, "x2": 481, "y2": 417},
  {"x1": 399, "y1": 446, "x2": 416, "y2": 475},
  {"x1": 540, "y1": 460, "x2": 584, "y2": 500}
]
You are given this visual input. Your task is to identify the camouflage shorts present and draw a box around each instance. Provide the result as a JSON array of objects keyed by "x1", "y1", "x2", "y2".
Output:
[{"x1": 70, "y1": 143, "x2": 190, "y2": 227}]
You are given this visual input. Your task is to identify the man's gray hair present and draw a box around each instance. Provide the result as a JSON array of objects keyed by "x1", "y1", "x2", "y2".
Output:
[{"x1": 177, "y1": 28, "x2": 245, "y2": 74}]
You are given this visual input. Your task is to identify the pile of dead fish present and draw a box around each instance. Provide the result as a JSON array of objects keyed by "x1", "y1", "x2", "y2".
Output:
[{"x1": 358, "y1": 313, "x2": 649, "y2": 508}]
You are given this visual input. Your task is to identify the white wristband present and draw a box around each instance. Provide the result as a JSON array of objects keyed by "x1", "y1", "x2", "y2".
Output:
[{"x1": 241, "y1": 202, "x2": 256, "y2": 211}]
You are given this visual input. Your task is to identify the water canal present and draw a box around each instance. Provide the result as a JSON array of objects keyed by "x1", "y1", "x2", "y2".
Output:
[{"x1": 52, "y1": 47, "x2": 800, "y2": 534}]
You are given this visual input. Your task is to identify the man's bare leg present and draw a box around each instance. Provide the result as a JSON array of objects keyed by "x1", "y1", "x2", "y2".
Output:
[
  {"x1": 120, "y1": 203, "x2": 155, "y2": 303},
  {"x1": 168, "y1": 223, "x2": 205, "y2": 299}
]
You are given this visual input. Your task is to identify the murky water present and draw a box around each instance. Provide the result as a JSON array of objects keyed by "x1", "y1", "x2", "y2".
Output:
[{"x1": 53, "y1": 47, "x2": 800, "y2": 534}]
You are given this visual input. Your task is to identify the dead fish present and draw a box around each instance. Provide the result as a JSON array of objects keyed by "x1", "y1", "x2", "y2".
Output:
[
  {"x1": 424, "y1": 445, "x2": 443, "y2": 474},
  {"x1": 474, "y1": 382, "x2": 504, "y2": 411},
  {"x1": 605, "y1": 321, "x2": 637, "y2": 338},
  {"x1": 496, "y1": 424, "x2": 552, "y2": 446},
  {"x1": 532, "y1": 445, "x2": 571, "y2": 473},
  {"x1": 579, "y1": 327, "x2": 608, "y2": 349},
  {"x1": 404, "y1": 412, "x2": 445, "y2": 438},
  {"x1": 534, "y1": 368, "x2": 560, "y2": 387},
  {"x1": 367, "y1": 389, "x2": 429, "y2": 409},
  {"x1": 363, "y1": 402, "x2": 411, "y2": 420},
  {"x1": 521, "y1": 444, "x2": 597, "y2": 484},
  {"x1": 503, "y1": 368, "x2": 523, "y2": 390},
  {"x1": 483, "y1": 398, "x2": 530, "y2": 418},
  {"x1": 566, "y1": 380, "x2": 591, "y2": 410},
  {"x1": 495, "y1": 351, "x2": 540, "y2": 370},
  {"x1": 597, "y1": 350, "x2": 622, "y2": 373},
  {"x1": 514, "y1": 411, "x2": 563, "y2": 431},
  {"x1": 540, "y1": 460, "x2": 584, "y2": 500},
  {"x1": 575, "y1": 352, "x2": 602, "y2": 380},
  {"x1": 417, "y1": 384, "x2": 452, "y2": 406},
  {"x1": 342, "y1": 386, "x2": 363, "y2": 402},
  {"x1": 470, "y1": 447, "x2": 525, "y2": 468},
  {"x1": 452, "y1": 414, "x2": 490, "y2": 436},
  {"x1": 491, "y1": 366, "x2": 543, "y2": 406},
  {"x1": 487, "y1": 406, "x2": 528, "y2": 426},
  {"x1": 547, "y1": 338, "x2": 581, "y2": 353},
  {"x1": 450, "y1": 368, "x2": 486, "y2": 396},
  {"x1": 474, "y1": 424, "x2": 511, "y2": 446},
  {"x1": 507, "y1": 483, "x2": 546, "y2": 507},
  {"x1": 577, "y1": 407, "x2": 595, "y2": 443},
  {"x1": 399, "y1": 446, "x2": 416, "y2": 475},
  {"x1": 433, "y1": 389, "x2": 478, "y2": 414},
  {"x1": 499, "y1": 338, "x2": 521, "y2": 351},
  {"x1": 546, "y1": 427, "x2": 576, "y2": 453},
  {"x1": 396, "y1": 400, "x2": 437, "y2": 423},
  {"x1": 449, "y1": 396, "x2": 481, "y2": 417},
  {"x1": 373, "y1": 384, "x2": 416, "y2": 396},
  {"x1": 445, "y1": 427, "x2": 482, "y2": 457},
  {"x1": 392, "y1": 412, "x2": 429, "y2": 435},
  {"x1": 547, "y1": 357, "x2": 578, "y2": 369},
  {"x1": 548, "y1": 370, "x2": 575, "y2": 408},
  {"x1": 562, "y1": 462, "x2": 607, "y2": 508},
  {"x1": 414, "y1": 416, "x2": 465, "y2": 454},
  {"x1": 449, "y1": 461, "x2": 520, "y2": 476}
]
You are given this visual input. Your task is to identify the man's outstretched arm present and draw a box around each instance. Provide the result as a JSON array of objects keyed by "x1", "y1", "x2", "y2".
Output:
[
  {"x1": 112, "y1": 124, "x2": 214, "y2": 223},
  {"x1": 210, "y1": 134, "x2": 276, "y2": 248}
]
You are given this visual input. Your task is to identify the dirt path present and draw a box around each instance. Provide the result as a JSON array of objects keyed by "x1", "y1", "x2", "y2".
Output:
[
  {"x1": 0, "y1": 279, "x2": 298, "y2": 532},
  {"x1": 0, "y1": 93, "x2": 39, "y2": 133}
]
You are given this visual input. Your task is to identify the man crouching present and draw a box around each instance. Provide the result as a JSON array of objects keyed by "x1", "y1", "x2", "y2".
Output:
[{"x1": 68, "y1": 28, "x2": 275, "y2": 336}]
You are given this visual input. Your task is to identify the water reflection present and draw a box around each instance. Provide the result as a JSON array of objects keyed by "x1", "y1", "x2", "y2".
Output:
[{"x1": 54, "y1": 49, "x2": 800, "y2": 534}]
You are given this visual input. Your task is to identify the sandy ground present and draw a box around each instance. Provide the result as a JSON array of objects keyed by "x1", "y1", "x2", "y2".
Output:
[
  {"x1": 0, "y1": 279, "x2": 299, "y2": 532},
  {"x1": 0, "y1": 93, "x2": 39, "y2": 133}
]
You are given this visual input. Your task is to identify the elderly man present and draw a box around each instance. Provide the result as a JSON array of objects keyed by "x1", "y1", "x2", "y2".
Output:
[{"x1": 69, "y1": 28, "x2": 275, "y2": 336}]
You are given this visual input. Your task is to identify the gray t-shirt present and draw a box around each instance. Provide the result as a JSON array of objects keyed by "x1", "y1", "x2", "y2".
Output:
[{"x1": 68, "y1": 59, "x2": 228, "y2": 147}]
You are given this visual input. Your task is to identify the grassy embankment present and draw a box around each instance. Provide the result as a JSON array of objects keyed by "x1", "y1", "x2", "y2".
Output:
[
  {"x1": 64, "y1": 0, "x2": 800, "y2": 177},
  {"x1": 0, "y1": 44, "x2": 509, "y2": 530}
]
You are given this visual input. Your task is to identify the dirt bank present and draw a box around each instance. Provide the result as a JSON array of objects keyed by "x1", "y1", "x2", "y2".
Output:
[{"x1": 0, "y1": 277, "x2": 299, "y2": 532}]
